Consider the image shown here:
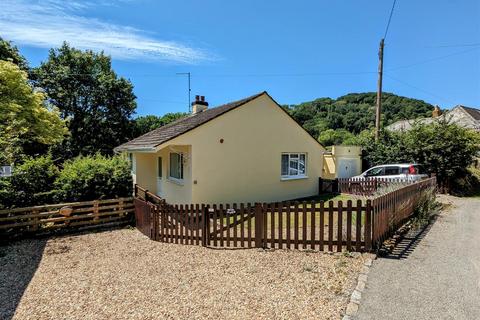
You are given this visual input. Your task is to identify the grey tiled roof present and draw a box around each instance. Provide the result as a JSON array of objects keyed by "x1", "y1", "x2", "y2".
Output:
[
  {"x1": 115, "y1": 92, "x2": 266, "y2": 152},
  {"x1": 461, "y1": 106, "x2": 480, "y2": 121}
]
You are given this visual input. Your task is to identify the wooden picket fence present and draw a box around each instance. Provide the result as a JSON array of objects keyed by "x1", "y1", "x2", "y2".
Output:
[
  {"x1": 135, "y1": 185, "x2": 372, "y2": 252},
  {"x1": 135, "y1": 177, "x2": 437, "y2": 252},
  {"x1": 372, "y1": 177, "x2": 436, "y2": 246},
  {"x1": 0, "y1": 198, "x2": 134, "y2": 239}
]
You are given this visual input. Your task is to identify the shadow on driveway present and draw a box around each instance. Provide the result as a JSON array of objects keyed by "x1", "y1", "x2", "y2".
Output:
[
  {"x1": 0, "y1": 239, "x2": 48, "y2": 320},
  {"x1": 380, "y1": 215, "x2": 438, "y2": 260}
]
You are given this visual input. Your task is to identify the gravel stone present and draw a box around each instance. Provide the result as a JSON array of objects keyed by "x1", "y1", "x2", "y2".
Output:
[{"x1": 1, "y1": 228, "x2": 365, "y2": 320}]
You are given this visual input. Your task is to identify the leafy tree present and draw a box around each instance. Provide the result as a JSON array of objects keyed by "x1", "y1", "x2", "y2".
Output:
[
  {"x1": 317, "y1": 129, "x2": 356, "y2": 146},
  {"x1": 404, "y1": 121, "x2": 480, "y2": 191},
  {"x1": 351, "y1": 129, "x2": 410, "y2": 167},
  {"x1": 32, "y1": 42, "x2": 137, "y2": 159},
  {"x1": 353, "y1": 122, "x2": 480, "y2": 193},
  {"x1": 0, "y1": 61, "x2": 67, "y2": 164},
  {"x1": 0, "y1": 37, "x2": 28, "y2": 70},
  {"x1": 133, "y1": 112, "x2": 187, "y2": 137},
  {"x1": 55, "y1": 154, "x2": 132, "y2": 202}
]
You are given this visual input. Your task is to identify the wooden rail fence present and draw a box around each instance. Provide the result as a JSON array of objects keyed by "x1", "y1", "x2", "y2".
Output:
[
  {"x1": 0, "y1": 198, "x2": 134, "y2": 239},
  {"x1": 135, "y1": 177, "x2": 436, "y2": 252}
]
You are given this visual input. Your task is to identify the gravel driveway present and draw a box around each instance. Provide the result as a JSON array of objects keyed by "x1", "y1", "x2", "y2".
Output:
[
  {"x1": 357, "y1": 196, "x2": 480, "y2": 320},
  {"x1": 1, "y1": 228, "x2": 366, "y2": 320}
]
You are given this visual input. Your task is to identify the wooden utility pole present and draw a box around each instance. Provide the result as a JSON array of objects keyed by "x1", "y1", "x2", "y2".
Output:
[{"x1": 375, "y1": 39, "x2": 385, "y2": 141}]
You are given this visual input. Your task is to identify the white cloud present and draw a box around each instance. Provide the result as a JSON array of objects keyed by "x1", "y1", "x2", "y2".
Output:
[{"x1": 0, "y1": 0, "x2": 214, "y2": 63}]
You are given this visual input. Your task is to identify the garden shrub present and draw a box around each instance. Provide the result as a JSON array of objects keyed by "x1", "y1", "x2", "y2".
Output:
[
  {"x1": 353, "y1": 122, "x2": 480, "y2": 194},
  {"x1": 55, "y1": 154, "x2": 132, "y2": 202},
  {"x1": 0, "y1": 177, "x2": 13, "y2": 209},
  {"x1": 411, "y1": 187, "x2": 439, "y2": 228},
  {"x1": 8, "y1": 155, "x2": 60, "y2": 207},
  {"x1": 451, "y1": 166, "x2": 480, "y2": 197}
]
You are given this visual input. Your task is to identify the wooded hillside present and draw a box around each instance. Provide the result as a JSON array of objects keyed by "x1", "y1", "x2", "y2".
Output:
[{"x1": 285, "y1": 92, "x2": 434, "y2": 139}]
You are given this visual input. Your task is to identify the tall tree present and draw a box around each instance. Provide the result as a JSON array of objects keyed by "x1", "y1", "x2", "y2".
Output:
[
  {"x1": 133, "y1": 113, "x2": 187, "y2": 137},
  {"x1": 0, "y1": 61, "x2": 67, "y2": 164},
  {"x1": 0, "y1": 37, "x2": 28, "y2": 70},
  {"x1": 33, "y1": 42, "x2": 137, "y2": 159}
]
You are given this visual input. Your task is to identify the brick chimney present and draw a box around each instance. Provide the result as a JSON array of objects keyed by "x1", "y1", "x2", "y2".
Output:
[
  {"x1": 192, "y1": 95, "x2": 208, "y2": 114},
  {"x1": 432, "y1": 105, "x2": 442, "y2": 118}
]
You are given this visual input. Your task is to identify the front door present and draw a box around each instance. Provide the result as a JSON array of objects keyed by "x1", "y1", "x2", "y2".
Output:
[{"x1": 156, "y1": 156, "x2": 162, "y2": 196}]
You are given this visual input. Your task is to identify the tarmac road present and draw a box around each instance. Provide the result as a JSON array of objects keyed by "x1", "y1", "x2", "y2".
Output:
[{"x1": 357, "y1": 196, "x2": 480, "y2": 320}]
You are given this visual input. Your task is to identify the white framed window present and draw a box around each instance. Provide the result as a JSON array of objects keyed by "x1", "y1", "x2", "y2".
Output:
[
  {"x1": 169, "y1": 152, "x2": 184, "y2": 181},
  {"x1": 281, "y1": 153, "x2": 307, "y2": 179}
]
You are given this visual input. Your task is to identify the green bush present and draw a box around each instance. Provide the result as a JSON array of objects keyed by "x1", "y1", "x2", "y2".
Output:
[
  {"x1": 412, "y1": 187, "x2": 440, "y2": 228},
  {"x1": 8, "y1": 155, "x2": 60, "y2": 207},
  {"x1": 0, "y1": 177, "x2": 13, "y2": 209},
  {"x1": 352, "y1": 122, "x2": 480, "y2": 194},
  {"x1": 55, "y1": 154, "x2": 132, "y2": 202},
  {"x1": 451, "y1": 166, "x2": 480, "y2": 197}
]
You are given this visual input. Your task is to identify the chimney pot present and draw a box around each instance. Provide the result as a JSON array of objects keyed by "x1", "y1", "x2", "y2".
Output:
[{"x1": 191, "y1": 94, "x2": 208, "y2": 114}]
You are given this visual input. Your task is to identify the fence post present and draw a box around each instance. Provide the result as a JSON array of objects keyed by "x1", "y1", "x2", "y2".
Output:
[
  {"x1": 149, "y1": 204, "x2": 154, "y2": 240},
  {"x1": 119, "y1": 198, "x2": 124, "y2": 217},
  {"x1": 203, "y1": 205, "x2": 210, "y2": 247},
  {"x1": 364, "y1": 199, "x2": 372, "y2": 251},
  {"x1": 333, "y1": 178, "x2": 339, "y2": 193},
  {"x1": 255, "y1": 203, "x2": 264, "y2": 248},
  {"x1": 93, "y1": 200, "x2": 99, "y2": 221},
  {"x1": 31, "y1": 209, "x2": 39, "y2": 232}
]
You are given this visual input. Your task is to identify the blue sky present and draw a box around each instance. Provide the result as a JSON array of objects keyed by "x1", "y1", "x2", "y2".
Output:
[{"x1": 2, "y1": 0, "x2": 479, "y2": 117}]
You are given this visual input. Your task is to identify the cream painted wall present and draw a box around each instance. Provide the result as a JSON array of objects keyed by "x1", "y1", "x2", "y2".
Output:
[
  {"x1": 149, "y1": 94, "x2": 325, "y2": 205},
  {"x1": 156, "y1": 145, "x2": 193, "y2": 204},
  {"x1": 133, "y1": 153, "x2": 157, "y2": 193}
]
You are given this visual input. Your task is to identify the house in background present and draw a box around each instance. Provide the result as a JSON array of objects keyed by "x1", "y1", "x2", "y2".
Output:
[
  {"x1": 387, "y1": 105, "x2": 480, "y2": 132},
  {"x1": 115, "y1": 92, "x2": 326, "y2": 205},
  {"x1": 322, "y1": 146, "x2": 362, "y2": 179}
]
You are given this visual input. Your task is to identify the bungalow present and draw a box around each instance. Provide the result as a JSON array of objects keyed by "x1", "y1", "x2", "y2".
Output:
[
  {"x1": 115, "y1": 92, "x2": 326, "y2": 205},
  {"x1": 387, "y1": 105, "x2": 480, "y2": 132}
]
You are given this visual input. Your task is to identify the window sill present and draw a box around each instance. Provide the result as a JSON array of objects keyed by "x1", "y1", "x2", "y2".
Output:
[
  {"x1": 168, "y1": 177, "x2": 184, "y2": 186},
  {"x1": 281, "y1": 175, "x2": 308, "y2": 181}
]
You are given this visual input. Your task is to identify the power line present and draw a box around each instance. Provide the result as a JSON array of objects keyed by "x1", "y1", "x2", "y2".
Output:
[
  {"x1": 384, "y1": 73, "x2": 457, "y2": 105},
  {"x1": 385, "y1": 46, "x2": 480, "y2": 71},
  {"x1": 424, "y1": 43, "x2": 480, "y2": 48},
  {"x1": 383, "y1": 0, "x2": 397, "y2": 40}
]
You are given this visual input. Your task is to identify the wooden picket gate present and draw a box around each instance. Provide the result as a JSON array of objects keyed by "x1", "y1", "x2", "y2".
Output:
[{"x1": 134, "y1": 198, "x2": 158, "y2": 239}]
